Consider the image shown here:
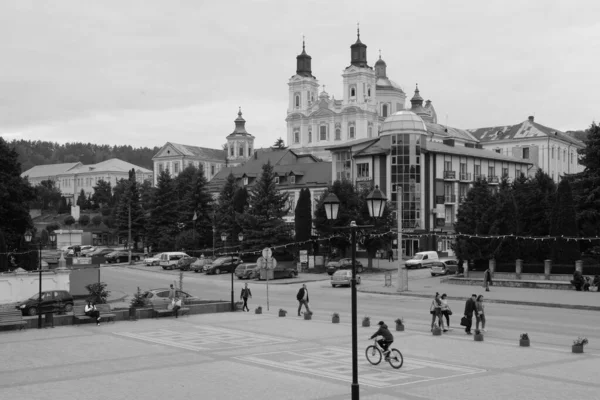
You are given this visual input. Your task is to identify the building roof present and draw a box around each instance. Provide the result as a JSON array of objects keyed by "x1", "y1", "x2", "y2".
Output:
[
  {"x1": 380, "y1": 110, "x2": 428, "y2": 133},
  {"x1": 423, "y1": 141, "x2": 532, "y2": 164},
  {"x1": 325, "y1": 137, "x2": 379, "y2": 151},
  {"x1": 21, "y1": 162, "x2": 82, "y2": 178},
  {"x1": 69, "y1": 158, "x2": 152, "y2": 174},
  {"x1": 425, "y1": 122, "x2": 479, "y2": 143},
  {"x1": 155, "y1": 142, "x2": 227, "y2": 161},
  {"x1": 376, "y1": 77, "x2": 404, "y2": 91},
  {"x1": 468, "y1": 118, "x2": 585, "y2": 147}
]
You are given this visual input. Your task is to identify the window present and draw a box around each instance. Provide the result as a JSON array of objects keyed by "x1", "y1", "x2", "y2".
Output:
[
  {"x1": 523, "y1": 147, "x2": 529, "y2": 159},
  {"x1": 495, "y1": 148, "x2": 501, "y2": 154},
  {"x1": 335, "y1": 151, "x2": 352, "y2": 181},
  {"x1": 174, "y1": 162, "x2": 179, "y2": 174},
  {"x1": 551, "y1": 147, "x2": 554, "y2": 159},
  {"x1": 563, "y1": 149, "x2": 566, "y2": 161},
  {"x1": 444, "y1": 160, "x2": 452, "y2": 172},
  {"x1": 248, "y1": 147, "x2": 252, "y2": 157},
  {"x1": 488, "y1": 166, "x2": 495, "y2": 178},
  {"x1": 349, "y1": 125, "x2": 355, "y2": 139},
  {"x1": 558, "y1": 148, "x2": 560, "y2": 160},
  {"x1": 289, "y1": 175, "x2": 296, "y2": 184},
  {"x1": 320, "y1": 125, "x2": 327, "y2": 141},
  {"x1": 230, "y1": 145, "x2": 234, "y2": 156},
  {"x1": 367, "y1": 87, "x2": 371, "y2": 97},
  {"x1": 368, "y1": 124, "x2": 373, "y2": 138},
  {"x1": 243, "y1": 177, "x2": 248, "y2": 185},
  {"x1": 294, "y1": 130, "x2": 300, "y2": 143},
  {"x1": 211, "y1": 165, "x2": 215, "y2": 175},
  {"x1": 308, "y1": 130, "x2": 312, "y2": 143},
  {"x1": 238, "y1": 145, "x2": 244, "y2": 157},
  {"x1": 357, "y1": 163, "x2": 369, "y2": 178},
  {"x1": 335, "y1": 128, "x2": 341, "y2": 140},
  {"x1": 382, "y1": 104, "x2": 388, "y2": 117},
  {"x1": 274, "y1": 176, "x2": 279, "y2": 184},
  {"x1": 502, "y1": 168, "x2": 508, "y2": 177},
  {"x1": 474, "y1": 164, "x2": 481, "y2": 178},
  {"x1": 295, "y1": 95, "x2": 300, "y2": 107},
  {"x1": 350, "y1": 87, "x2": 356, "y2": 97}
]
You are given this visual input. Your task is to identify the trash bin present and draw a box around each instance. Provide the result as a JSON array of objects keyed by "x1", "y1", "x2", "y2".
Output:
[{"x1": 44, "y1": 312, "x2": 55, "y2": 328}]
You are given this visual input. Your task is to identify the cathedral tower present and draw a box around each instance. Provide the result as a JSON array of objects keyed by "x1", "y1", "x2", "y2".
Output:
[{"x1": 226, "y1": 108, "x2": 255, "y2": 166}]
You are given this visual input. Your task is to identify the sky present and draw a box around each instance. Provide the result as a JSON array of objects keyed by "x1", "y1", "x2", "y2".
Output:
[{"x1": 1, "y1": 0, "x2": 599, "y2": 151}]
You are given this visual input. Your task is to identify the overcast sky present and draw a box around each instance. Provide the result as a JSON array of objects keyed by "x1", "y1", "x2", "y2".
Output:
[{"x1": 1, "y1": 1, "x2": 598, "y2": 151}]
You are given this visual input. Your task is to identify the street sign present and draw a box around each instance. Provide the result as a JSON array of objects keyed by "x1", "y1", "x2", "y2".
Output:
[
  {"x1": 262, "y1": 247, "x2": 272, "y2": 259},
  {"x1": 257, "y1": 256, "x2": 277, "y2": 270}
]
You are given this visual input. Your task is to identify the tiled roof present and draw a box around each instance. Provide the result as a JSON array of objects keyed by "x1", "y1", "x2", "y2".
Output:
[
  {"x1": 21, "y1": 162, "x2": 81, "y2": 178},
  {"x1": 423, "y1": 141, "x2": 532, "y2": 164},
  {"x1": 468, "y1": 119, "x2": 585, "y2": 147},
  {"x1": 161, "y1": 142, "x2": 227, "y2": 161},
  {"x1": 425, "y1": 122, "x2": 479, "y2": 143},
  {"x1": 325, "y1": 137, "x2": 379, "y2": 151},
  {"x1": 69, "y1": 158, "x2": 152, "y2": 174}
]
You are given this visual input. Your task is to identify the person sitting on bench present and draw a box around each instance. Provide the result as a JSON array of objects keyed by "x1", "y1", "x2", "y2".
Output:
[
  {"x1": 84, "y1": 301, "x2": 101, "y2": 325},
  {"x1": 172, "y1": 297, "x2": 183, "y2": 318}
]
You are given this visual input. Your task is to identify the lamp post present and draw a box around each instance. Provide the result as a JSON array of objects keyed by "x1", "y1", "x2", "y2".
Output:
[
  {"x1": 323, "y1": 186, "x2": 387, "y2": 400},
  {"x1": 25, "y1": 230, "x2": 56, "y2": 329},
  {"x1": 237, "y1": 232, "x2": 244, "y2": 311}
]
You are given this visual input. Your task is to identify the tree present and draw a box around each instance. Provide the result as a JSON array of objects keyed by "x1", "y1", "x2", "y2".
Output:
[
  {"x1": 0, "y1": 137, "x2": 35, "y2": 251},
  {"x1": 549, "y1": 179, "x2": 580, "y2": 263},
  {"x1": 91, "y1": 215, "x2": 102, "y2": 226},
  {"x1": 356, "y1": 186, "x2": 394, "y2": 270},
  {"x1": 91, "y1": 179, "x2": 112, "y2": 209},
  {"x1": 0, "y1": 231, "x2": 7, "y2": 272},
  {"x1": 46, "y1": 223, "x2": 60, "y2": 233},
  {"x1": 58, "y1": 196, "x2": 69, "y2": 214},
  {"x1": 147, "y1": 170, "x2": 178, "y2": 250},
  {"x1": 115, "y1": 169, "x2": 146, "y2": 247},
  {"x1": 79, "y1": 214, "x2": 90, "y2": 227},
  {"x1": 34, "y1": 180, "x2": 62, "y2": 210},
  {"x1": 76, "y1": 189, "x2": 87, "y2": 209},
  {"x1": 272, "y1": 137, "x2": 287, "y2": 149},
  {"x1": 295, "y1": 188, "x2": 312, "y2": 247},
  {"x1": 214, "y1": 173, "x2": 238, "y2": 250},
  {"x1": 239, "y1": 161, "x2": 290, "y2": 251},
  {"x1": 64, "y1": 215, "x2": 75, "y2": 226}
]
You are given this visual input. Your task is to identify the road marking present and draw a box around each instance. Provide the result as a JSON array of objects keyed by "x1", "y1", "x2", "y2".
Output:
[
  {"x1": 236, "y1": 346, "x2": 486, "y2": 388},
  {"x1": 115, "y1": 326, "x2": 296, "y2": 351}
]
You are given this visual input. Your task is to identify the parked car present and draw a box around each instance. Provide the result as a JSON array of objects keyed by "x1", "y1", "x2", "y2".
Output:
[
  {"x1": 105, "y1": 251, "x2": 143, "y2": 263},
  {"x1": 235, "y1": 263, "x2": 259, "y2": 279},
  {"x1": 159, "y1": 252, "x2": 190, "y2": 270},
  {"x1": 204, "y1": 256, "x2": 243, "y2": 275},
  {"x1": 405, "y1": 251, "x2": 440, "y2": 269},
  {"x1": 330, "y1": 269, "x2": 361, "y2": 287},
  {"x1": 16, "y1": 290, "x2": 74, "y2": 316},
  {"x1": 177, "y1": 256, "x2": 198, "y2": 271},
  {"x1": 87, "y1": 248, "x2": 120, "y2": 258},
  {"x1": 141, "y1": 288, "x2": 199, "y2": 308},
  {"x1": 145, "y1": 253, "x2": 165, "y2": 266},
  {"x1": 326, "y1": 258, "x2": 364, "y2": 275},
  {"x1": 255, "y1": 265, "x2": 298, "y2": 280},
  {"x1": 78, "y1": 246, "x2": 96, "y2": 256},
  {"x1": 430, "y1": 259, "x2": 459, "y2": 276}
]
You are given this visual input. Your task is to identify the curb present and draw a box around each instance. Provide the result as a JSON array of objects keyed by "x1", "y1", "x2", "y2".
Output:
[
  {"x1": 253, "y1": 277, "x2": 329, "y2": 285},
  {"x1": 357, "y1": 287, "x2": 600, "y2": 311}
]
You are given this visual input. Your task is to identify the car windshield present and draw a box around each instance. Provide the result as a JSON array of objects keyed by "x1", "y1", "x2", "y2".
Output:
[
  {"x1": 333, "y1": 270, "x2": 350, "y2": 276},
  {"x1": 212, "y1": 257, "x2": 230, "y2": 265},
  {"x1": 412, "y1": 254, "x2": 424, "y2": 260}
]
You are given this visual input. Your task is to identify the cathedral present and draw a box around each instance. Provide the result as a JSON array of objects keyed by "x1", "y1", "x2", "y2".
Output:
[{"x1": 286, "y1": 29, "x2": 438, "y2": 161}]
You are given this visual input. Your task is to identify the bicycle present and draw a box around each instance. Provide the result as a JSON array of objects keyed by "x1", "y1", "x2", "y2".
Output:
[{"x1": 365, "y1": 338, "x2": 403, "y2": 369}]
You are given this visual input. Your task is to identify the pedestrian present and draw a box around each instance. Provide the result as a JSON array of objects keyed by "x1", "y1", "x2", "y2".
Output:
[
  {"x1": 592, "y1": 275, "x2": 600, "y2": 292},
  {"x1": 296, "y1": 283, "x2": 311, "y2": 316},
  {"x1": 483, "y1": 267, "x2": 492, "y2": 292},
  {"x1": 387, "y1": 249, "x2": 394, "y2": 262},
  {"x1": 84, "y1": 300, "x2": 101, "y2": 326},
  {"x1": 240, "y1": 283, "x2": 252, "y2": 312},
  {"x1": 571, "y1": 271, "x2": 584, "y2": 291},
  {"x1": 475, "y1": 295, "x2": 486, "y2": 332},
  {"x1": 169, "y1": 283, "x2": 176, "y2": 301},
  {"x1": 463, "y1": 294, "x2": 477, "y2": 335},
  {"x1": 172, "y1": 297, "x2": 182, "y2": 318},
  {"x1": 430, "y1": 292, "x2": 445, "y2": 331},
  {"x1": 440, "y1": 293, "x2": 452, "y2": 330}
]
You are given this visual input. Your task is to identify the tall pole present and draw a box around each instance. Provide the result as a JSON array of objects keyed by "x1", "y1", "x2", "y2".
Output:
[
  {"x1": 37, "y1": 242, "x2": 42, "y2": 329},
  {"x1": 230, "y1": 209, "x2": 235, "y2": 311},
  {"x1": 351, "y1": 227, "x2": 359, "y2": 399},
  {"x1": 397, "y1": 187, "x2": 408, "y2": 292},
  {"x1": 128, "y1": 203, "x2": 132, "y2": 265}
]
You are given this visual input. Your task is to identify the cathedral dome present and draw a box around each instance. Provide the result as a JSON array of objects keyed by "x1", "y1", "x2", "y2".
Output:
[{"x1": 380, "y1": 111, "x2": 427, "y2": 134}]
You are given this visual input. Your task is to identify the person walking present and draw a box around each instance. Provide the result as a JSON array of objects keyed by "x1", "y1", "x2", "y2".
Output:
[
  {"x1": 440, "y1": 293, "x2": 452, "y2": 331},
  {"x1": 296, "y1": 284, "x2": 311, "y2": 316},
  {"x1": 387, "y1": 249, "x2": 394, "y2": 262},
  {"x1": 430, "y1": 292, "x2": 445, "y2": 332},
  {"x1": 463, "y1": 294, "x2": 477, "y2": 334},
  {"x1": 483, "y1": 267, "x2": 492, "y2": 292},
  {"x1": 169, "y1": 283, "x2": 176, "y2": 300},
  {"x1": 240, "y1": 283, "x2": 252, "y2": 312},
  {"x1": 475, "y1": 295, "x2": 486, "y2": 332},
  {"x1": 84, "y1": 301, "x2": 101, "y2": 326}
]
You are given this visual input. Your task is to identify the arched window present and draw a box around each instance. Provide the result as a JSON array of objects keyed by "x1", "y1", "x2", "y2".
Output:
[
  {"x1": 382, "y1": 104, "x2": 388, "y2": 117},
  {"x1": 367, "y1": 87, "x2": 371, "y2": 97},
  {"x1": 248, "y1": 146, "x2": 252, "y2": 157},
  {"x1": 295, "y1": 95, "x2": 300, "y2": 107},
  {"x1": 294, "y1": 130, "x2": 300, "y2": 143},
  {"x1": 230, "y1": 145, "x2": 234, "y2": 156},
  {"x1": 368, "y1": 124, "x2": 373, "y2": 138},
  {"x1": 238, "y1": 145, "x2": 244, "y2": 157},
  {"x1": 350, "y1": 87, "x2": 356, "y2": 97},
  {"x1": 335, "y1": 128, "x2": 341, "y2": 140}
]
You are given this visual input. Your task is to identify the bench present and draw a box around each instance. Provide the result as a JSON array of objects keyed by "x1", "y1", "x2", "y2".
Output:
[
  {"x1": 151, "y1": 303, "x2": 190, "y2": 318},
  {"x1": 0, "y1": 308, "x2": 27, "y2": 330},
  {"x1": 73, "y1": 304, "x2": 116, "y2": 325}
]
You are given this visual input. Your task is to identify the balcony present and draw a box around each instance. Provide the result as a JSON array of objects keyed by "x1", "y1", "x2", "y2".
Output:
[
  {"x1": 459, "y1": 172, "x2": 472, "y2": 181},
  {"x1": 443, "y1": 170, "x2": 457, "y2": 180},
  {"x1": 489, "y1": 176, "x2": 499, "y2": 184},
  {"x1": 444, "y1": 195, "x2": 456, "y2": 203},
  {"x1": 474, "y1": 174, "x2": 486, "y2": 181}
]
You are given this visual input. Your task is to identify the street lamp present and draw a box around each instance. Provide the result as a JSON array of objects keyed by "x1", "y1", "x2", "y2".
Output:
[
  {"x1": 25, "y1": 230, "x2": 56, "y2": 329},
  {"x1": 324, "y1": 186, "x2": 387, "y2": 400}
]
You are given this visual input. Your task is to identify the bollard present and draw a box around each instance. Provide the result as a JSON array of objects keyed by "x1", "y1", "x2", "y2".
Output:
[
  {"x1": 515, "y1": 259, "x2": 523, "y2": 280},
  {"x1": 544, "y1": 260, "x2": 552, "y2": 280},
  {"x1": 489, "y1": 259, "x2": 496, "y2": 275},
  {"x1": 575, "y1": 260, "x2": 583, "y2": 274}
]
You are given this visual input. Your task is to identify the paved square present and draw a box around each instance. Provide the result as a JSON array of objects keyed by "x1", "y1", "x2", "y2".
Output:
[
  {"x1": 237, "y1": 347, "x2": 486, "y2": 388},
  {"x1": 115, "y1": 326, "x2": 296, "y2": 351}
]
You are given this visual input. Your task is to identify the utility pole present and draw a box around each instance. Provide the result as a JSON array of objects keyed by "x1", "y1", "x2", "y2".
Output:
[{"x1": 397, "y1": 187, "x2": 408, "y2": 292}]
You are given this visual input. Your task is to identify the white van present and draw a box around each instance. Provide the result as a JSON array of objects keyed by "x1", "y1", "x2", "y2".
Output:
[
  {"x1": 159, "y1": 252, "x2": 190, "y2": 270},
  {"x1": 404, "y1": 251, "x2": 439, "y2": 269}
]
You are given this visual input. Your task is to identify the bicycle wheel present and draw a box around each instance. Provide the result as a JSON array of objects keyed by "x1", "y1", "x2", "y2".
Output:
[
  {"x1": 387, "y1": 348, "x2": 403, "y2": 369},
  {"x1": 365, "y1": 345, "x2": 382, "y2": 365}
]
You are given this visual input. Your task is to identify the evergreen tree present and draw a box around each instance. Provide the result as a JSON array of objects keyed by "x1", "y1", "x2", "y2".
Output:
[
  {"x1": 356, "y1": 185, "x2": 394, "y2": 269},
  {"x1": 139, "y1": 180, "x2": 155, "y2": 214},
  {"x1": 214, "y1": 173, "x2": 238, "y2": 250},
  {"x1": 240, "y1": 161, "x2": 291, "y2": 251},
  {"x1": 0, "y1": 137, "x2": 35, "y2": 250},
  {"x1": 91, "y1": 179, "x2": 112, "y2": 209},
  {"x1": 272, "y1": 137, "x2": 287, "y2": 149},
  {"x1": 549, "y1": 179, "x2": 580, "y2": 263},
  {"x1": 34, "y1": 180, "x2": 62, "y2": 210},
  {"x1": 147, "y1": 170, "x2": 178, "y2": 250},
  {"x1": 115, "y1": 169, "x2": 146, "y2": 247},
  {"x1": 188, "y1": 165, "x2": 213, "y2": 249},
  {"x1": 64, "y1": 215, "x2": 75, "y2": 226},
  {"x1": 77, "y1": 189, "x2": 87, "y2": 209},
  {"x1": 487, "y1": 178, "x2": 519, "y2": 261},
  {"x1": 295, "y1": 188, "x2": 312, "y2": 246}
]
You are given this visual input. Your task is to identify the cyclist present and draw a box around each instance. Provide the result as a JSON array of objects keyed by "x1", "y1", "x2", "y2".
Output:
[{"x1": 369, "y1": 321, "x2": 394, "y2": 359}]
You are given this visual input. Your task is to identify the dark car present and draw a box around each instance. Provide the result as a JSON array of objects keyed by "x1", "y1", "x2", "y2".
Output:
[
  {"x1": 104, "y1": 251, "x2": 143, "y2": 263},
  {"x1": 88, "y1": 248, "x2": 119, "y2": 258},
  {"x1": 16, "y1": 290, "x2": 74, "y2": 316},
  {"x1": 326, "y1": 258, "x2": 364, "y2": 275},
  {"x1": 204, "y1": 256, "x2": 243, "y2": 275},
  {"x1": 177, "y1": 257, "x2": 198, "y2": 271}
]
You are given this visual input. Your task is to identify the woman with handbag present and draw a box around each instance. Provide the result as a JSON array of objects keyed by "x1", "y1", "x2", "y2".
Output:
[
  {"x1": 430, "y1": 292, "x2": 445, "y2": 332},
  {"x1": 475, "y1": 295, "x2": 486, "y2": 332},
  {"x1": 440, "y1": 293, "x2": 452, "y2": 331}
]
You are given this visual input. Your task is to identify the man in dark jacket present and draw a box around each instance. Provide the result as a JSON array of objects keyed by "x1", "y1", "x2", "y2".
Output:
[
  {"x1": 463, "y1": 294, "x2": 477, "y2": 334},
  {"x1": 370, "y1": 321, "x2": 394, "y2": 358},
  {"x1": 296, "y1": 284, "x2": 311, "y2": 316},
  {"x1": 240, "y1": 283, "x2": 252, "y2": 312}
]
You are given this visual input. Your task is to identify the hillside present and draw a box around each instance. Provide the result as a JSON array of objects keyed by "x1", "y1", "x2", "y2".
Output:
[{"x1": 10, "y1": 139, "x2": 159, "y2": 172}]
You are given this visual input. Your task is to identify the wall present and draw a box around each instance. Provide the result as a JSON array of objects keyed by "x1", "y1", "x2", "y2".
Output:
[
  {"x1": 55, "y1": 229, "x2": 83, "y2": 249},
  {"x1": 0, "y1": 268, "x2": 70, "y2": 304}
]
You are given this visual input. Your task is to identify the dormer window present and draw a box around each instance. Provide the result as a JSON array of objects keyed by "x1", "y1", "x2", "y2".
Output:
[
  {"x1": 289, "y1": 175, "x2": 296, "y2": 184},
  {"x1": 274, "y1": 176, "x2": 279, "y2": 184},
  {"x1": 243, "y1": 177, "x2": 248, "y2": 186}
]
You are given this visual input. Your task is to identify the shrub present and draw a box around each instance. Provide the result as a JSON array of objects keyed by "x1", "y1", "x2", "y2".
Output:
[
  {"x1": 363, "y1": 316, "x2": 370, "y2": 323},
  {"x1": 79, "y1": 215, "x2": 90, "y2": 226},
  {"x1": 64, "y1": 215, "x2": 76, "y2": 226},
  {"x1": 520, "y1": 333, "x2": 529, "y2": 340},
  {"x1": 332, "y1": 312, "x2": 340, "y2": 318},
  {"x1": 85, "y1": 282, "x2": 110, "y2": 304},
  {"x1": 573, "y1": 337, "x2": 588, "y2": 346},
  {"x1": 91, "y1": 215, "x2": 102, "y2": 226},
  {"x1": 395, "y1": 318, "x2": 404, "y2": 326},
  {"x1": 130, "y1": 287, "x2": 148, "y2": 308}
]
